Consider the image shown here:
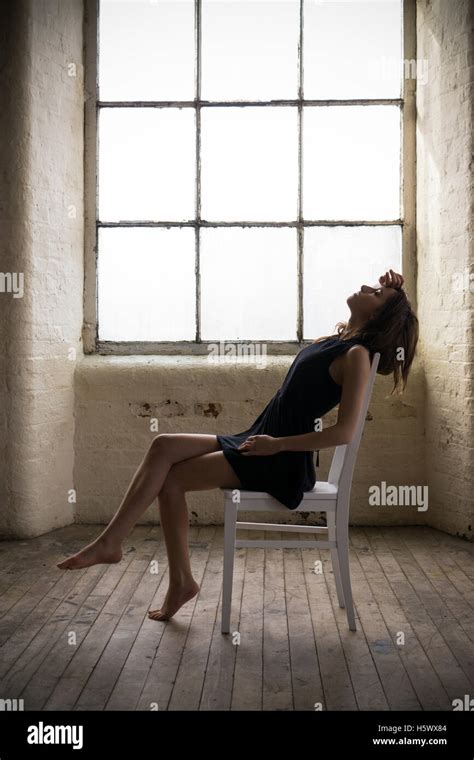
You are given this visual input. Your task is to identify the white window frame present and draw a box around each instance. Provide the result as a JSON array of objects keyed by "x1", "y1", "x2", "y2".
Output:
[{"x1": 83, "y1": 0, "x2": 416, "y2": 356}]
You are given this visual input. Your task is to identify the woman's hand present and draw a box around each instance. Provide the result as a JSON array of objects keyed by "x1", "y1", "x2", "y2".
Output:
[
  {"x1": 238, "y1": 435, "x2": 282, "y2": 456},
  {"x1": 379, "y1": 268, "x2": 404, "y2": 290}
]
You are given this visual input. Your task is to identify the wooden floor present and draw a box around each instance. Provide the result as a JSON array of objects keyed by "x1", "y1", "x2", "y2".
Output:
[{"x1": 0, "y1": 524, "x2": 473, "y2": 711}]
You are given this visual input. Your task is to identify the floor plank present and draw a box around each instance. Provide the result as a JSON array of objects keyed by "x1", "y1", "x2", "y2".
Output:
[
  {"x1": 40, "y1": 527, "x2": 154, "y2": 710},
  {"x1": 378, "y1": 527, "x2": 474, "y2": 690},
  {"x1": 362, "y1": 528, "x2": 472, "y2": 707},
  {"x1": 300, "y1": 533, "x2": 358, "y2": 710},
  {"x1": 4, "y1": 526, "x2": 154, "y2": 709},
  {"x1": 199, "y1": 529, "x2": 246, "y2": 710},
  {"x1": 400, "y1": 528, "x2": 474, "y2": 641},
  {"x1": 354, "y1": 528, "x2": 450, "y2": 709},
  {"x1": 262, "y1": 531, "x2": 293, "y2": 711},
  {"x1": 285, "y1": 535, "x2": 324, "y2": 711},
  {"x1": 231, "y1": 529, "x2": 265, "y2": 711},
  {"x1": 167, "y1": 528, "x2": 226, "y2": 710},
  {"x1": 0, "y1": 524, "x2": 472, "y2": 711},
  {"x1": 319, "y1": 533, "x2": 390, "y2": 710},
  {"x1": 74, "y1": 528, "x2": 163, "y2": 711},
  {"x1": 136, "y1": 527, "x2": 215, "y2": 711}
]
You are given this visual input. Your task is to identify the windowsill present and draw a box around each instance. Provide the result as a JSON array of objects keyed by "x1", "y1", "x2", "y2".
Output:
[
  {"x1": 78, "y1": 353, "x2": 295, "y2": 369},
  {"x1": 75, "y1": 354, "x2": 293, "y2": 403}
]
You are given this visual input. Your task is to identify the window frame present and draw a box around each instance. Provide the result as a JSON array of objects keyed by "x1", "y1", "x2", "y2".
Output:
[{"x1": 83, "y1": 0, "x2": 416, "y2": 356}]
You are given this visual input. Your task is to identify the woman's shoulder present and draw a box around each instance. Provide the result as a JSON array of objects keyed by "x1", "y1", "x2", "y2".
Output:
[
  {"x1": 339, "y1": 340, "x2": 372, "y2": 373},
  {"x1": 312, "y1": 334, "x2": 372, "y2": 359}
]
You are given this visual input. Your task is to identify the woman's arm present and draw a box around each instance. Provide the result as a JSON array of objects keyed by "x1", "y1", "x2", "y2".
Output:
[{"x1": 239, "y1": 345, "x2": 371, "y2": 456}]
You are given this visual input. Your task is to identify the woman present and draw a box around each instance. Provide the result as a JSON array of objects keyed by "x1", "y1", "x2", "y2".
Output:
[{"x1": 58, "y1": 269, "x2": 419, "y2": 622}]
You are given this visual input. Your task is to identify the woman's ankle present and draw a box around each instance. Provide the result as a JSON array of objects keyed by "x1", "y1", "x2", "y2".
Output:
[
  {"x1": 169, "y1": 574, "x2": 197, "y2": 589},
  {"x1": 97, "y1": 532, "x2": 122, "y2": 551}
]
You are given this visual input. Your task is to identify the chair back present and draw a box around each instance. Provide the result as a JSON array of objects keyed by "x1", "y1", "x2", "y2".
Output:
[{"x1": 327, "y1": 351, "x2": 381, "y2": 498}]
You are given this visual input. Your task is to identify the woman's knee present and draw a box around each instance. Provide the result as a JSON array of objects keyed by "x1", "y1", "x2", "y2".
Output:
[{"x1": 148, "y1": 433, "x2": 173, "y2": 459}]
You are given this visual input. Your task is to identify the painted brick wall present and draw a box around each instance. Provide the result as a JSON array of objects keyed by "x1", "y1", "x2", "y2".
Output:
[
  {"x1": 0, "y1": 0, "x2": 84, "y2": 537},
  {"x1": 416, "y1": 0, "x2": 474, "y2": 540}
]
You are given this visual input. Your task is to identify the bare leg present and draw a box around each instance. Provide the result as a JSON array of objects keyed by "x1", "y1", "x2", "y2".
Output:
[
  {"x1": 57, "y1": 434, "x2": 222, "y2": 570},
  {"x1": 148, "y1": 449, "x2": 242, "y2": 621}
]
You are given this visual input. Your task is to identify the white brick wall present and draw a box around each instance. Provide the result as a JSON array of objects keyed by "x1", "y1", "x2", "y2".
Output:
[
  {"x1": 416, "y1": 0, "x2": 474, "y2": 540},
  {"x1": 0, "y1": 0, "x2": 84, "y2": 537}
]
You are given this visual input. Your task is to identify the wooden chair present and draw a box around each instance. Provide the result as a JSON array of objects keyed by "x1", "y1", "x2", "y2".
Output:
[{"x1": 220, "y1": 351, "x2": 380, "y2": 633}]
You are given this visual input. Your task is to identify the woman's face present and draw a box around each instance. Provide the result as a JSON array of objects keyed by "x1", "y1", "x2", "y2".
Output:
[{"x1": 347, "y1": 283, "x2": 397, "y2": 323}]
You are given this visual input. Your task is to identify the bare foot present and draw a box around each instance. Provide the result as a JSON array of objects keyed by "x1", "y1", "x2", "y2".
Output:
[
  {"x1": 57, "y1": 537, "x2": 122, "y2": 570},
  {"x1": 148, "y1": 579, "x2": 200, "y2": 621}
]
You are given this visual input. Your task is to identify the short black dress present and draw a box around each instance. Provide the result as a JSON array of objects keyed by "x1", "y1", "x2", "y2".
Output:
[{"x1": 216, "y1": 335, "x2": 371, "y2": 510}]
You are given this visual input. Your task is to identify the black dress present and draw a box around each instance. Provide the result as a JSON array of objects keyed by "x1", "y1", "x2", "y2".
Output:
[{"x1": 216, "y1": 335, "x2": 371, "y2": 510}]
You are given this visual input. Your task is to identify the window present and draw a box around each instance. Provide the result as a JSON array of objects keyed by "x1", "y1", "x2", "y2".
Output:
[{"x1": 84, "y1": 0, "x2": 416, "y2": 354}]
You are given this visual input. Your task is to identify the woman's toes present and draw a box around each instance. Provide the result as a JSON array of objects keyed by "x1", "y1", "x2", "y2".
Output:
[
  {"x1": 147, "y1": 582, "x2": 200, "y2": 622},
  {"x1": 148, "y1": 608, "x2": 166, "y2": 621}
]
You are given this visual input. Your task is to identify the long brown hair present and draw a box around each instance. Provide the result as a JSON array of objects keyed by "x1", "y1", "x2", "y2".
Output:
[{"x1": 314, "y1": 288, "x2": 419, "y2": 395}]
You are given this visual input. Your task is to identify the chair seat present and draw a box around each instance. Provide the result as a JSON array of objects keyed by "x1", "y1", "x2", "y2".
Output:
[{"x1": 221, "y1": 480, "x2": 338, "y2": 510}]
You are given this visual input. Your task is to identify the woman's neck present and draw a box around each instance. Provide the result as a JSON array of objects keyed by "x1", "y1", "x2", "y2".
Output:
[{"x1": 343, "y1": 316, "x2": 365, "y2": 337}]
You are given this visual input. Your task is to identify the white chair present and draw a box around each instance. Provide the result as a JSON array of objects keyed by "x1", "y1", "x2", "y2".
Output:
[{"x1": 220, "y1": 351, "x2": 380, "y2": 633}]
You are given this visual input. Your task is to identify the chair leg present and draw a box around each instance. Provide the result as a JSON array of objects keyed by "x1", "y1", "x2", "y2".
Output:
[
  {"x1": 327, "y1": 512, "x2": 345, "y2": 609},
  {"x1": 221, "y1": 497, "x2": 238, "y2": 634},
  {"x1": 337, "y1": 529, "x2": 356, "y2": 631}
]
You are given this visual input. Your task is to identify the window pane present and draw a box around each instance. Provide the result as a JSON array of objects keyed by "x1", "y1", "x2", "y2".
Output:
[
  {"x1": 201, "y1": 0, "x2": 300, "y2": 100},
  {"x1": 98, "y1": 228, "x2": 195, "y2": 341},
  {"x1": 303, "y1": 226, "x2": 402, "y2": 339},
  {"x1": 303, "y1": 105, "x2": 401, "y2": 221},
  {"x1": 304, "y1": 0, "x2": 403, "y2": 99},
  {"x1": 98, "y1": 0, "x2": 195, "y2": 101},
  {"x1": 201, "y1": 228, "x2": 297, "y2": 340},
  {"x1": 98, "y1": 108, "x2": 195, "y2": 222},
  {"x1": 201, "y1": 107, "x2": 298, "y2": 221}
]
